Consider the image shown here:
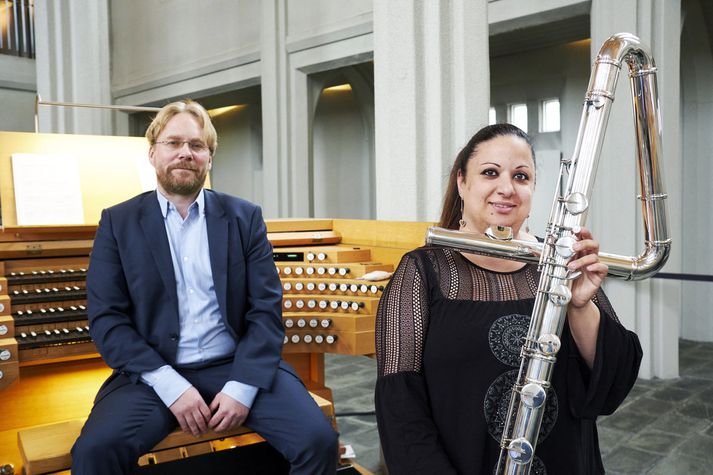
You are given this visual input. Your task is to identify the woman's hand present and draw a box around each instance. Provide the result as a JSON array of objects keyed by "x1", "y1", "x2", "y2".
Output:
[
  {"x1": 567, "y1": 226, "x2": 608, "y2": 308},
  {"x1": 565, "y1": 226, "x2": 606, "y2": 368}
]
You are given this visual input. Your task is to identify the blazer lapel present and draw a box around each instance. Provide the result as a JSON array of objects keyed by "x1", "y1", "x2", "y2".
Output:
[
  {"x1": 139, "y1": 193, "x2": 179, "y2": 310},
  {"x1": 205, "y1": 191, "x2": 229, "y2": 321}
]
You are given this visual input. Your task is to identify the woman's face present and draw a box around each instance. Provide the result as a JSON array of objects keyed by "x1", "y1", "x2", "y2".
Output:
[{"x1": 457, "y1": 134, "x2": 535, "y2": 237}]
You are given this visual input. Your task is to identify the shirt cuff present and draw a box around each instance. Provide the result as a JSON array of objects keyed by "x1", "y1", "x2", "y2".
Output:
[
  {"x1": 140, "y1": 365, "x2": 192, "y2": 407},
  {"x1": 221, "y1": 380, "x2": 259, "y2": 408}
]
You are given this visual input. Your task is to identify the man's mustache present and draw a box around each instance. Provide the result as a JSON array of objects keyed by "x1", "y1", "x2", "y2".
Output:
[{"x1": 168, "y1": 164, "x2": 200, "y2": 173}]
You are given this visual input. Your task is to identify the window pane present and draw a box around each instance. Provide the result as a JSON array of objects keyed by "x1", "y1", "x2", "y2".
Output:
[
  {"x1": 509, "y1": 103, "x2": 528, "y2": 133},
  {"x1": 541, "y1": 99, "x2": 560, "y2": 132},
  {"x1": 489, "y1": 107, "x2": 496, "y2": 125}
]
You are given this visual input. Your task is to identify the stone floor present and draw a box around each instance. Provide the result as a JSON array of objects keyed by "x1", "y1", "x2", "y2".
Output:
[{"x1": 326, "y1": 339, "x2": 713, "y2": 474}]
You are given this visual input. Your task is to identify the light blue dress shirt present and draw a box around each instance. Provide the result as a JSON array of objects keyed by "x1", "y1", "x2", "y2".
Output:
[{"x1": 139, "y1": 189, "x2": 258, "y2": 408}]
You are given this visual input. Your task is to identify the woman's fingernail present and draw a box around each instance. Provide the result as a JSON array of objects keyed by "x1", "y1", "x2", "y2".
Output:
[{"x1": 572, "y1": 226, "x2": 581, "y2": 234}]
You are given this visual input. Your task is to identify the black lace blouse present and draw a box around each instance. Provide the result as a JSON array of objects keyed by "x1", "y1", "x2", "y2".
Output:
[{"x1": 375, "y1": 247, "x2": 642, "y2": 475}]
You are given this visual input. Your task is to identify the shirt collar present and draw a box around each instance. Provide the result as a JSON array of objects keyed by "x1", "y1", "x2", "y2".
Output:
[{"x1": 156, "y1": 188, "x2": 205, "y2": 218}]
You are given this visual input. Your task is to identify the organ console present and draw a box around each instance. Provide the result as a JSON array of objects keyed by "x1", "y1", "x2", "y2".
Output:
[{"x1": 0, "y1": 130, "x2": 431, "y2": 472}]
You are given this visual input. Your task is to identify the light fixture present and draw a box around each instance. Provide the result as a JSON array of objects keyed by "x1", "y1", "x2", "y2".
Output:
[
  {"x1": 322, "y1": 84, "x2": 352, "y2": 93},
  {"x1": 207, "y1": 105, "x2": 245, "y2": 118}
]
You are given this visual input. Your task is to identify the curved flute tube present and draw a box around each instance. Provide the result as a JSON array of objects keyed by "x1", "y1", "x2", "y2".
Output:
[
  {"x1": 425, "y1": 33, "x2": 670, "y2": 474},
  {"x1": 426, "y1": 226, "x2": 670, "y2": 281}
]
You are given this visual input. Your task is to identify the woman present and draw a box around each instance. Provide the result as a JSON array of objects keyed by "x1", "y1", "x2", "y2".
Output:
[{"x1": 375, "y1": 123, "x2": 642, "y2": 474}]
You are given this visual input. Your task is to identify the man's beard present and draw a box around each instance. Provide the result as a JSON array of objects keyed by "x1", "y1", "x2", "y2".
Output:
[{"x1": 156, "y1": 164, "x2": 208, "y2": 196}]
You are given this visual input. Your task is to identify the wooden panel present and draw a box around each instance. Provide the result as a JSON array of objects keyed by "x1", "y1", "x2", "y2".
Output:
[
  {"x1": 278, "y1": 278, "x2": 388, "y2": 296},
  {"x1": 268, "y1": 231, "x2": 341, "y2": 247},
  {"x1": 273, "y1": 245, "x2": 372, "y2": 263},
  {"x1": 0, "y1": 337, "x2": 18, "y2": 363},
  {"x1": 18, "y1": 419, "x2": 83, "y2": 475},
  {"x1": 333, "y1": 219, "x2": 433, "y2": 251},
  {"x1": 276, "y1": 262, "x2": 392, "y2": 279},
  {"x1": 19, "y1": 342, "x2": 98, "y2": 364},
  {"x1": 265, "y1": 219, "x2": 333, "y2": 233},
  {"x1": 282, "y1": 296, "x2": 380, "y2": 315},
  {"x1": 0, "y1": 240, "x2": 94, "y2": 259},
  {"x1": 0, "y1": 314, "x2": 13, "y2": 335},
  {"x1": 283, "y1": 330, "x2": 374, "y2": 355},
  {"x1": 283, "y1": 313, "x2": 375, "y2": 333},
  {"x1": 0, "y1": 360, "x2": 19, "y2": 390},
  {"x1": 0, "y1": 359, "x2": 111, "y2": 470},
  {"x1": 0, "y1": 132, "x2": 143, "y2": 229},
  {"x1": 0, "y1": 295, "x2": 9, "y2": 316},
  {"x1": 0, "y1": 131, "x2": 211, "y2": 233}
]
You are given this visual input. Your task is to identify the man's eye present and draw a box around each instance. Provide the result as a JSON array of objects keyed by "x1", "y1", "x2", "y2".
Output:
[{"x1": 167, "y1": 140, "x2": 180, "y2": 146}]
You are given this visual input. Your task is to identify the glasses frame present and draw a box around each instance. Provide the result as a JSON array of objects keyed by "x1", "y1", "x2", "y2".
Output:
[{"x1": 154, "y1": 140, "x2": 210, "y2": 154}]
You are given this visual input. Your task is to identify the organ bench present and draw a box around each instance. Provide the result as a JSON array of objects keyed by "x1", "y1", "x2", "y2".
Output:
[{"x1": 16, "y1": 391, "x2": 334, "y2": 475}]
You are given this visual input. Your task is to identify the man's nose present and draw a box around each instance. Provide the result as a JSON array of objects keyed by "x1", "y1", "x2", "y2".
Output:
[{"x1": 176, "y1": 142, "x2": 193, "y2": 157}]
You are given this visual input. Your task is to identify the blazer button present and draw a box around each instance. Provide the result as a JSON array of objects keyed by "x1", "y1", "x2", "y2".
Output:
[{"x1": 169, "y1": 333, "x2": 178, "y2": 341}]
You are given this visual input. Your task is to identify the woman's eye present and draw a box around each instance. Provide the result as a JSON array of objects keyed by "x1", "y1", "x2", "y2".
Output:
[
  {"x1": 482, "y1": 169, "x2": 498, "y2": 177},
  {"x1": 514, "y1": 172, "x2": 529, "y2": 181}
]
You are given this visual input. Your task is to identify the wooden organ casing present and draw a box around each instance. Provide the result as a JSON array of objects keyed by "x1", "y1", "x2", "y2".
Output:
[{"x1": 0, "y1": 127, "x2": 432, "y2": 474}]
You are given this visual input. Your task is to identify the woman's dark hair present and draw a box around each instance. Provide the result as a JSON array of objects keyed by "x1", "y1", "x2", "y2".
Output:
[{"x1": 439, "y1": 123, "x2": 536, "y2": 229}]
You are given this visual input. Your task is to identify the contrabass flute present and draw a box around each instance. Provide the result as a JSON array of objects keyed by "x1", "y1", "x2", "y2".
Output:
[{"x1": 426, "y1": 33, "x2": 671, "y2": 474}]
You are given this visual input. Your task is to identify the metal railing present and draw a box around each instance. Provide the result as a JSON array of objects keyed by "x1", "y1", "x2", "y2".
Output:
[{"x1": 0, "y1": 0, "x2": 34, "y2": 58}]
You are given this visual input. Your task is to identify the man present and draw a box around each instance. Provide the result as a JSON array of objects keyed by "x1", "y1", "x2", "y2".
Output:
[{"x1": 71, "y1": 100, "x2": 337, "y2": 474}]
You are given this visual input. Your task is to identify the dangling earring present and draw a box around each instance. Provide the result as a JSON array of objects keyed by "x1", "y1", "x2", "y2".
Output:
[
  {"x1": 458, "y1": 198, "x2": 466, "y2": 228},
  {"x1": 525, "y1": 215, "x2": 530, "y2": 234}
]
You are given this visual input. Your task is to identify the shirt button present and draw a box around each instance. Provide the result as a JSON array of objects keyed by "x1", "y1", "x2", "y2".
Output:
[
  {"x1": 194, "y1": 319, "x2": 199, "y2": 324},
  {"x1": 183, "y1": 256, "x2": 189, "y2": 262}
]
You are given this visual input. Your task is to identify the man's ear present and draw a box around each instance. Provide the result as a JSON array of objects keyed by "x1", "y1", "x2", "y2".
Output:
[{"x1": 148, "y1": 146, "x2": 156, "y2": 167}]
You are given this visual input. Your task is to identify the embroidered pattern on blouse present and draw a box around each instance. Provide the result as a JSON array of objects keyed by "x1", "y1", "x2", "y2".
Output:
[
  {"x1": 483, "y1": 370, "x2": 558, "y2": 445},
  {"x1": 488, "y1": 313, "x2": 530, "y2": 367}
]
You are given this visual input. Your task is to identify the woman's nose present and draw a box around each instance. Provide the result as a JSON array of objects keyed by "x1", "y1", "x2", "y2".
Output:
[{"x1": 497, "y1": 177, "x2": 514, "y2": 196}]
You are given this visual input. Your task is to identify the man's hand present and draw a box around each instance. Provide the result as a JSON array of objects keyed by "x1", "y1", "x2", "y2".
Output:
[
  {"x1": 169, "y1": 386, "x2": 211, "y2": 436},
  {"x1": 209, "y1": 392, "x2": 250, "y2": 432}
]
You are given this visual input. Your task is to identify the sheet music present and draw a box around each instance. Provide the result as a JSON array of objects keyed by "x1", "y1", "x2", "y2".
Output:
[{"x1": 12, "y1": 153, "x2": 85, "y2": 225}]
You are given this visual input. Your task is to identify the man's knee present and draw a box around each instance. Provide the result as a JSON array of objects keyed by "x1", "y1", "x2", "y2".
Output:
[
  {"x1": 71, "y1": 429, "x2": 135, "y2": 470},
  {"x1": 298, "y1": 416, "x2": 339, "y2": 460}
]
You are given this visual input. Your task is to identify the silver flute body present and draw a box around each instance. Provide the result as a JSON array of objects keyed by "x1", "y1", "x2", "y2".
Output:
[{"x1": 426, "y1": 33, "x2": 670, "y2": 474}]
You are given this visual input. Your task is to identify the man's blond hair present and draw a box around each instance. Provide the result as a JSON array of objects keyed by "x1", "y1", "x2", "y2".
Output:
[{"x1": 145, "y1": 100, "x2": 217, "y2": 154}]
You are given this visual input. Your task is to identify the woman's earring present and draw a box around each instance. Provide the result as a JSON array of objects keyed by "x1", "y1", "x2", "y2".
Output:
[
  {"x1": 459, "y1": 198, "x2": 466, "y2": 228},
  {"x1": 526, "y1": 215, "x2": 530, "y2": 233}
]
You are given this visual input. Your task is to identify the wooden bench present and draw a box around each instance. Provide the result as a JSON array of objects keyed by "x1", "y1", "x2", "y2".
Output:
[{"x1": 17, "y1": 392, "x2": 334, "y2": 475}]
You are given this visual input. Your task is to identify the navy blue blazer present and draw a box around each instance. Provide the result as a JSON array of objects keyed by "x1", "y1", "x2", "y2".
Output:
[{"x1": 87, "y1": 189, "x2": 284, "y2": 391}]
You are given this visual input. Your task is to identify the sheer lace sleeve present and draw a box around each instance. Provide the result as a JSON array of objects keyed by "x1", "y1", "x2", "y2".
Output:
[
  {"x1": 376, "y1": 251, "x2": 430, "y2": 377},
  {"x1": 375, "y1": 250, "x2": 458, "y2": 474},
  {"x1": 567, "y1": 287, "x2": 643, "y2": 419}
]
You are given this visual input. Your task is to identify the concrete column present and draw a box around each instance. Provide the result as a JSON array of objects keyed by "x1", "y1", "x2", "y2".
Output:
[
  {"x1": 34, "y1": 0, "x2": 112, "y2": 134},
  {"x1": 590, "y1": 0, "x2": 682, "y2": 379},
  {"x1": 680, "y1": 0, "x2": 713, "y2": 342},
  {"x1": 373, "y1": 0, "x2": 490, "y2": 221},
  {"x1": 260, "y1": 0, "x2": 289, "y2": 218}
]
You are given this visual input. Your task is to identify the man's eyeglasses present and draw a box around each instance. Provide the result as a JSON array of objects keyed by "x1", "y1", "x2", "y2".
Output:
[{"x1": 155, "y1": 140, "x2": 210, "y2": 153}]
